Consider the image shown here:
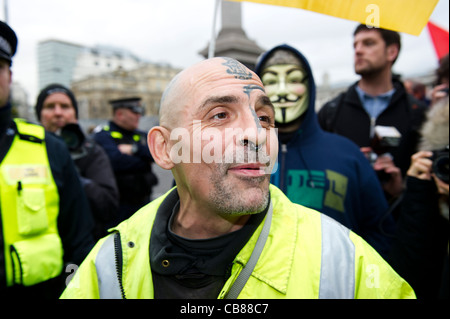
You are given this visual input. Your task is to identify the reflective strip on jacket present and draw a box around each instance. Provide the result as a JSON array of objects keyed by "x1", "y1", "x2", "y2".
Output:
[
  {"x1": 61, "y1": 185, "x2": 415, "y2": 299},
  {"x1": 0, "y1": 119, "x2": 62, "y2": 287},
  {"x1": 102, "y1": 125, "x2": 141, "y2": 143}
]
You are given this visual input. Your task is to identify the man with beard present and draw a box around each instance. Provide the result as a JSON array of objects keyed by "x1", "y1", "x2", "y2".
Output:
[
  {"x1": 255, "y1": 44, "x2": 395, "y2": 258},
  {"x1": 61, "y1": 57, "x2": 414, "y2": 299},
  {"x1": 318, "y1": 25, "x2": 427, "y2": 206}
]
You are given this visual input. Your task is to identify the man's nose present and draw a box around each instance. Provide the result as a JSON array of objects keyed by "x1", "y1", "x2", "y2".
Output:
[
  {"x1": 354, "y1": 42, "x2": 364, "y2": 55},
  {"x1": 239, "y1": 109, "x2": 267, "y2": 150},
  {"x1": 53, "y1": 104, "x2": 63, "y2": 114}
]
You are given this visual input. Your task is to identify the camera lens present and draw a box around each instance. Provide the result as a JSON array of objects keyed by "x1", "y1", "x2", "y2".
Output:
[
  {"x1": 433, "y1": 153, "x2": 449, "y2": 184},
  {"x1": 60, "y1": 123, "x2": 85, "y2": 152},
  {"x1": 61, "y1": 130, "x2": 80, "y2": 151}
]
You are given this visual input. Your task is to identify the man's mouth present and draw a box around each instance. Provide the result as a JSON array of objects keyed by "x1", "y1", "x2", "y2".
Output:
[{"x1": 228, "y1": 163, "x2": 268, "y2": 177}]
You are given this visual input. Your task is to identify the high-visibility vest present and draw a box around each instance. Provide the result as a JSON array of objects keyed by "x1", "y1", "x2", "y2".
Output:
[
  {"x1": 0, "y1": 119, "x2": 63, "y2": 287},
  {"x1": 61, "y1": 185, "x2": 415, "y2": 299}
]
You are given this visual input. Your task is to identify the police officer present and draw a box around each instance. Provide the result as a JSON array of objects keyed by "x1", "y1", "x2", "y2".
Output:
[
  {"x1": 0, "y1": 21, "x2": 94, "y2": 298},
  {"x1": 93, "y1": 97, "x2": 158, "y2": 224}
]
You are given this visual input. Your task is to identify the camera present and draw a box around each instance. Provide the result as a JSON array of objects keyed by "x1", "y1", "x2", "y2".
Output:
[
  {"x1": 366, "y1": 126, "x2": 402, "y2": 182},
  {"x1": 371, "y1": 126, "x2": 402, "y2": 154},
  {"x1": 432, "y1": 145, "x2": 449, "y2": 184},
  {"x1": 59, "y1": 123, "x2": 89, "y2": 160},
  {"x1": 60, "y1": 123, "x2": 85, "y2": 151}
]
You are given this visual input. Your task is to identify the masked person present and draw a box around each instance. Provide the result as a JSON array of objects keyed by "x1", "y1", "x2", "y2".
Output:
[
  {"x1": 0, "y1": 21, "x2": 94, "y2": 299},
  {"x1": 35, "y1": 84, "x2": 119, "y2": 240},
  {"x1": 93, "y1": 98, "x2": 158, "y2": 225},
  {"x1": 255, "y1": 44, "x2": 395, "y2": 257},
  {"x1": 61, "y1": 57, "x2": 413, "y2": 299}
]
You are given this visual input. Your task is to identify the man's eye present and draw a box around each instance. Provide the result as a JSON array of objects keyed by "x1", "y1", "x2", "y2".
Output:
[
  {"x1": 259, "y1": 115, "x2": 273, "y2": 125},
  {"x1": 213, "y1": 112, "x2": 227, "y2": 120}
]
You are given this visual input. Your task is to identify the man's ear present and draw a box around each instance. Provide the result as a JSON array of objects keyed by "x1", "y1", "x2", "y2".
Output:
[
  {"x1": 386, "y1": 44, "x2": 399, "y2": 64},
  {"x1": 148, "y1": 126, "x2": 174, "y2": 170}
]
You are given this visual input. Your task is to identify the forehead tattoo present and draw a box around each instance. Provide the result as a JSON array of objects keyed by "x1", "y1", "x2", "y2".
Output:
[
  {"x1": 220, "y1": 58, "x2": 268, "y2": 131},
  {"x1": 221, "y1": 57, "x2": 253, "y2": 80}
]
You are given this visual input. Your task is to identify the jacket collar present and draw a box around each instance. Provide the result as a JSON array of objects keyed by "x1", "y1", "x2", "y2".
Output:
[{"x1": 113, "y1": 185, "x2": 298, "y2": 296}]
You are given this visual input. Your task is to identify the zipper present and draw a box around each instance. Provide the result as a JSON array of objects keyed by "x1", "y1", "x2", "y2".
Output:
[
  {"x1": 9, "y1": 245, "x2": 23, "y2": 285},
  {"x1": 369, "y1": 117, "x2": 376, "y2": 139},
  {"x1": 279, "y1": 144, "x2": 288, "y2": 191},
  {"x1": 218, "y1": 261, "x2": 244, "y2": 299},
  {"x1": 113, "y1": 232, "x2": 126, "y2": 299}
]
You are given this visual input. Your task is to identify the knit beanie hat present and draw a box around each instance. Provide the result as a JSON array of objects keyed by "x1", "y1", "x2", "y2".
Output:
[{"x1": 35, "y1": 84, "x2": 78, "y2": 121}]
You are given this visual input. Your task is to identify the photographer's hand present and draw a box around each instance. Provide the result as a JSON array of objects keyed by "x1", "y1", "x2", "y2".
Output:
[
  {"x1": 407, "y1": 151, "x2": 433, "y2": 180},
  {"x1": 373, "y1": 153, "x2": 403, "y2": 198},
  {"x1": 433, "y1": 175, "x2": 449, "y2": 196},
  {"x1": 118, "y1": 144, "x2": 134, "y2": 155},
  {"x1": 430, "y1": 84, "x2": 449, "y2": 107}
]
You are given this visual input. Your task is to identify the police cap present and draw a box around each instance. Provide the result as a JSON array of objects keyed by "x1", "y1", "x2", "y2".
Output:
[
  {"x1": 0, "y1": 21, "x2": 18, "y2": 64},
  {"x1": 110, "y1": 97, "x2": 144, "y2": 115}
]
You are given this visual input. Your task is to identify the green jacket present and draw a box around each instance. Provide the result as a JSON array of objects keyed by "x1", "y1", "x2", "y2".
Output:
[{"x1": 61, "y1": 185, "x2": 415, "y2": 299}]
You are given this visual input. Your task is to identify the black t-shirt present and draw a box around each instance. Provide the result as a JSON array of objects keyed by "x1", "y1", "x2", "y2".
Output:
[{"x1": 149, "y1": 189, "x2": 267, "y2": 299}]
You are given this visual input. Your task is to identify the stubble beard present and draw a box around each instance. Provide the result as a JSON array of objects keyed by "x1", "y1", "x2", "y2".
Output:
[
  {"x1": 208, "y1": 151, "x2": 271, "y2": 217},
  {"x1": 355, "y1": 60, "x2": 386, "y2": 78}
]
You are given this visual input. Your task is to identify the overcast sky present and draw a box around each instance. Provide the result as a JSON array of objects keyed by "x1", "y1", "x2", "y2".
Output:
[{"x1": 5, "y1": 0, "x2": 449, "y2": 104}]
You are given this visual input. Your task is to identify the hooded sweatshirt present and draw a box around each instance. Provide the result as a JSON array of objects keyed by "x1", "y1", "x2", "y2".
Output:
[{"x1": 256, "y1": 44, "x2": 395, "y2": 257}]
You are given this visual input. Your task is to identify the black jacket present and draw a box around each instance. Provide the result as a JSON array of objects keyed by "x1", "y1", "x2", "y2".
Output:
[
  {"x1": 318, "y1": 79, "x2": 427, "y2": 176},
  {"x1": 388, "y1": 177, "x2": 449, "y2": 299},
  {"x1": 73, "y1": 135, "x2": 119, "y2": 240},
  {"x1": 93, "y1": 121, "x2": 158, "y2": 206}
]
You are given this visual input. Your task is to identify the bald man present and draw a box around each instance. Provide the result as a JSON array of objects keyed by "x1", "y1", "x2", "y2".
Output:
[{"x1": 61, "y1": 58, "x2": 414, "y2": 299}]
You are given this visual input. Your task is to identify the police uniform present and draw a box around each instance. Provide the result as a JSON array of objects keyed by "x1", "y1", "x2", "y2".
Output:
[
  {"x1": 0, "y1": 21, "x2": 94, "y2": 299},
  {"x1": 93, "y1": 98, "x2": 158, "y2": 224}
]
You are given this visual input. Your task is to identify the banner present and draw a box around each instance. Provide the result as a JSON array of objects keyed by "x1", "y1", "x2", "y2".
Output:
[
  {"x1": 427, "y1": 21, "x2": 449, "y2": 59},
  {"x1": 228, "y1": 0, "x2": 439, "y2": 36}
]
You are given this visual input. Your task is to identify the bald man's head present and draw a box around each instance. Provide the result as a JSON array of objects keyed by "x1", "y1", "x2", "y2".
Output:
[
  {"x1": 159, "y1": 57, "x2": 261, "y2": 129},
  {"x1": 148, "y1": 56, "x2": 276, "y2": 220}
]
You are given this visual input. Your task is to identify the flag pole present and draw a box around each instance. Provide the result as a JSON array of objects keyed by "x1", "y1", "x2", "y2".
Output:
[
  {"x1": 208, "y1": 0, "x2": 222, "y2": 58},
  {"x1": 4, "y1": 0, "x2": 9, "y2": 23}
]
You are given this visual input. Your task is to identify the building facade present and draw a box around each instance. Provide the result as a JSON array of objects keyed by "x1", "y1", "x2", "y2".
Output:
[{"x1": 71, "y1": 63, "x2": 181, "y2": 120}]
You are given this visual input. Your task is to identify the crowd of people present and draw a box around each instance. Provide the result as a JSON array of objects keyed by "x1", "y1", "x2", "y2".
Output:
[{"x1": 0, "y1": 19, "x2": 448, "y2": 300}]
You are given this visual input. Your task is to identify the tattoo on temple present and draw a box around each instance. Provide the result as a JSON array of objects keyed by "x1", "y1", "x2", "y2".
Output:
[
  {"x1": 222, "y1": 57, "x2": 253, "y2": 80},
  {"x1": 243, "y1": 85, "x2": 265, "y2": 130}
]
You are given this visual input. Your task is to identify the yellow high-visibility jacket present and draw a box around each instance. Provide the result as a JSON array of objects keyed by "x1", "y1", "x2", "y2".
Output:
[
  {"x1": 0, "y1": 119, "x2": 62, "y2": 287},
  {"x1": 61, "y1": 185, "x2": 415, "y2": 299}
]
